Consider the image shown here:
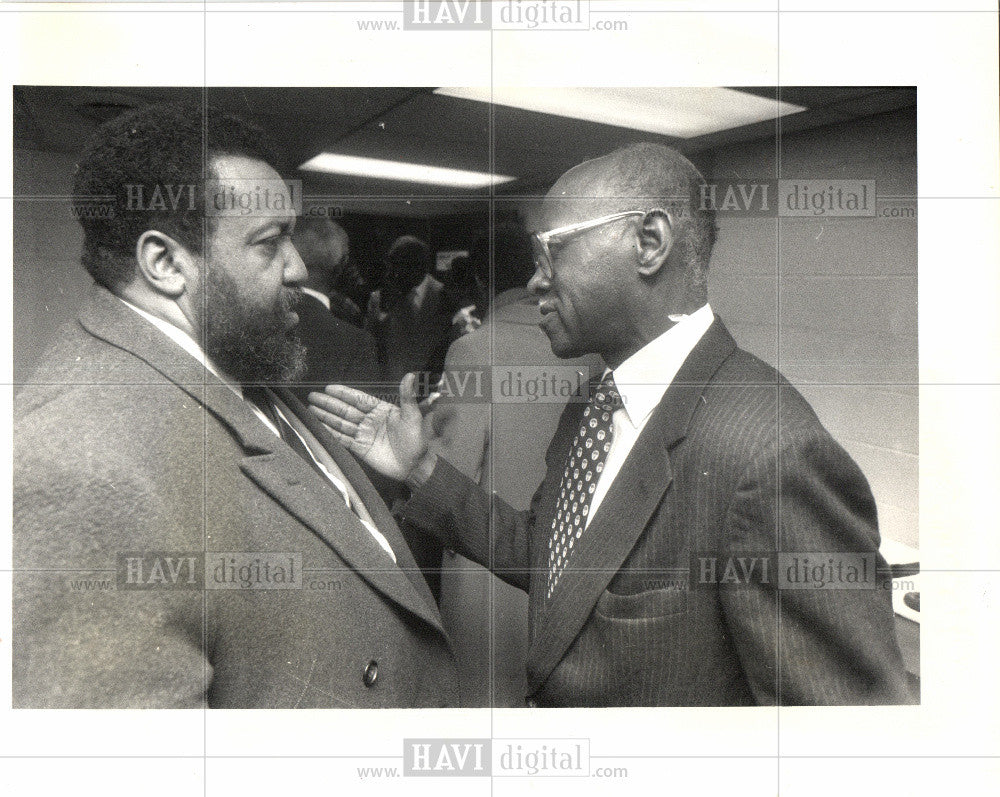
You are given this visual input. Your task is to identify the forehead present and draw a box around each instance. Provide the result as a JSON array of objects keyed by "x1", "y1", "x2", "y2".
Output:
[
  {"x1": 207, "y1": 154, "x2": 296, "y2": 229},
  {"x1": 541, "y1": 160, "x2": 618, "y2": 230}
]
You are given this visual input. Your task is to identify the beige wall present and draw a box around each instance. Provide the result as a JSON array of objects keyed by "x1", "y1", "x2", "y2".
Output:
[{"x1": 707, "y1": 107, "x2": 918, "y2": 548}]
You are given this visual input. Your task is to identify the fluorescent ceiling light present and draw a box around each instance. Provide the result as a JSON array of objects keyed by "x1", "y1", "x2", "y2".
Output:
[
  {"x1": 298, "y1": 152, "x2": 516, "y2": 188},
  {"x1": 434, "y1": 87, "x2": 806, "y2": 139}
]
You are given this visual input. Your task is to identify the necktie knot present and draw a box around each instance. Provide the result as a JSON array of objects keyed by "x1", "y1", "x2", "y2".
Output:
[{"x1": 592, "y1": 372, "x2": 623, "y2": 413}]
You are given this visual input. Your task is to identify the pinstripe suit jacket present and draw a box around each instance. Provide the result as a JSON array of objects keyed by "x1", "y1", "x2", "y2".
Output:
[{"x1": 401, "y1": 317, "x2": 914, "y2": 706}]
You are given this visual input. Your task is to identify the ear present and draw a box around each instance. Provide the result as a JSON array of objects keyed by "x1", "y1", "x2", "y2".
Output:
[
  {"x1": 635, "y1": 209, "x2": 674, "y2": 278},
  {"x1": 134, "y1": 230, "x2": 197, "y2": 298}
]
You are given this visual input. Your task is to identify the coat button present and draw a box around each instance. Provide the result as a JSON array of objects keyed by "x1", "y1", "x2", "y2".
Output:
[
  {"x1": 363, "y1": 660, "x2": 378, "y2": 687},
  {"x1": 525, "y1": 697, "x2": 538, "y2": 708}
]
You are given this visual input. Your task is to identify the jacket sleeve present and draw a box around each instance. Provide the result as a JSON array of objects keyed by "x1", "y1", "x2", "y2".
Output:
[
  {"x1": 718, "y1": 425, "x2": 915, "y2": 705},
  {"x1": 400, "y1": 456, "x2": 536, "y2": 592},
  {"x1": 13, "y1": 450, "x2": 211, "y2": 708}
]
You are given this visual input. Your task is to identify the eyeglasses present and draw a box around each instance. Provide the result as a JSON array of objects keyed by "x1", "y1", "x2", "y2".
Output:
[{"x1": 530, "y1": 210, "x2": 647, "y2": 279}]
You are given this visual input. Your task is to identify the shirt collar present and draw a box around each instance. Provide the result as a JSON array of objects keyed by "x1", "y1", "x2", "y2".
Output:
[
  {"x1": 302, "y1": 287, "x2": 331, "y2": 310},
  {"x1": 117, "y1": 297, "x2": 244, "y2": 400},
  {"x1": 610, "y1": 303, "x2": 714, "y2": 429},
  {"x1": 410, "y1": 273, "x2": 441, "y2": 309}
]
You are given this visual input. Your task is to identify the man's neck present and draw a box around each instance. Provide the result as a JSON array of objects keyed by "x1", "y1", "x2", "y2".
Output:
[
  {"x1": 601, "y1": 301, "x2": 709, "y2": 370},
  {"x1": 115, "y1": 295, "x2": 241, "y2": 395},
  {"x1": 606, "y1": 293, "x2": 706, "y2": 367},
  {"x1": 115, "y1": 283, "x2": 199, "y2": 341}
]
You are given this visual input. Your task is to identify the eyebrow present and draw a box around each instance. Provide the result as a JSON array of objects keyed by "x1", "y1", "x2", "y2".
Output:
[{"x1": 248, "y1": 217, "x2": 295, "y2": 241}]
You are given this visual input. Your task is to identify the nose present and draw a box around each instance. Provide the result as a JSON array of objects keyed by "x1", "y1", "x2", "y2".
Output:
[
  {"x1": 527, "y1": 265, "x2": 550, "y2": 296},
  {"x1": 283, "y1": 239, "x2": 308, "y2": 286}
]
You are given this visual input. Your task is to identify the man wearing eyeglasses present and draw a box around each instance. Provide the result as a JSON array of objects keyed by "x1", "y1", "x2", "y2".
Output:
[{"x1": 310, "y1": 142, "x2": 914, "y2": 706}]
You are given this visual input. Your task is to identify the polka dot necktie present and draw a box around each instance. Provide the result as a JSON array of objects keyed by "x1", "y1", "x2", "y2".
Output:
[{"x1": 546, "y1": 371, "x2": 624, "y2": 599}]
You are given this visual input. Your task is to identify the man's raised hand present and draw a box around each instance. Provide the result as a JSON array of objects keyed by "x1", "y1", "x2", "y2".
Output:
[{"x1": 308, "y1": 373, "x2": 429, "y2": 482}]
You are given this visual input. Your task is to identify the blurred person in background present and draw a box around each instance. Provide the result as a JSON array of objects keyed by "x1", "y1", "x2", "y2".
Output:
[
  {"x1": 365, "y1": 235, "x2": 451, "y2": 386},
  {"x1": 292, "y1": 215, "x2": 363, "y2": 324},
  {"x1": 439, "y1": 251, "x2": 487, "y2": 335},
  {"x1": 289, "y1": 215, "x2": 382, "y2": 403}
]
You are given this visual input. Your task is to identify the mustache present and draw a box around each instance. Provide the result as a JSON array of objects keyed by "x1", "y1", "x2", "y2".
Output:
[{"x1": 280, "y1": 287, "x2": 304, "y2": 313}]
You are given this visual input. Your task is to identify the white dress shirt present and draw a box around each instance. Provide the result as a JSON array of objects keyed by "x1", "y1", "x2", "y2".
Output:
[
  {"x1": 302, "y1": 286, "x2": 331, "y2": 310},
  {"x1": 585, "y1": 303, "x2": 715, "y2": 528},
  {"x1": 119, "y1": 297, "x2": 396, "y2": 562},
  {"x1": 410, "y1": 273, "x2": 443, "y2": 312}
]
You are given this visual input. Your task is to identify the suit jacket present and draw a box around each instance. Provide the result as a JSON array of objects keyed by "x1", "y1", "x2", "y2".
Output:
[
  {"x1": 13, "y1": 284, "x2": 459, "y2": 709},
  {"x1": 401, "y1": 317, "x2": 914, "y2": 706},
  {"x1": 368, "y1": 276, "x2": 452, "y2": 385},
  {"x1": 290, "y1": 292, "x2": 382, "y2": 404}
]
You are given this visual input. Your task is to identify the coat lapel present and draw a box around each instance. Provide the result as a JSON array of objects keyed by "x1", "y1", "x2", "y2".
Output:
[
  {"x1": 78, "y1": 285, "x2": 445, "y2": 636},
  {"x1": 272, "y1": 386, "x2": 445, "y2": 632},
  {"x1": 78, "y1": 285, "x2": 280, "y2": 453},
  {"x1": 238, "y1": 447, "x2": 445, "y2": 636},
  {"x1": 526, "y1": 318, "x2": 738, "y2": 693}
]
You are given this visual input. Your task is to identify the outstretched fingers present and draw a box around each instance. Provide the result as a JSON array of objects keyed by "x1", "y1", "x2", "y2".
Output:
[
  {"x1": 316, "y1": 423, "x2": 356, "y2": 449},
  {"x1": 308, "y1": 392, "x2": 364, "y2": 440},
  {"x1": 309, "y1": 388, "x2": 368, "y2": 423},
  {"x1": 323, "y1": 383, "x2": 382, "y2": 413}
]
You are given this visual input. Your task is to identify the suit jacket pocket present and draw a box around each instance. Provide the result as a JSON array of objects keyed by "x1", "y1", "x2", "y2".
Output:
[{"x1": 595, "y1": 587, "x2": 688, "y2": 621}]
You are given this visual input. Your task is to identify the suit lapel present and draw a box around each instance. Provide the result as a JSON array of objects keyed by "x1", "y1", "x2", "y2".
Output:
[
  {"x1": 272, "y1": 386, "x2": 445, "y2": 631},
  {"x1": 238, "y1": 448, "x2": 445, "y2": 636},
  {"x1": 78, "y1": 285, "x2": 445, "y2": 636},
  {"x1": 78, "y1": 285, "x2": 280, "y2": 453},
  {"x1": 526, "y1": 318, "x2": 738, "y2": 693}
]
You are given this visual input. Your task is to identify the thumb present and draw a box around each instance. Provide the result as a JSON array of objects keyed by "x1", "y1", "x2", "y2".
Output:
[{"x1": 399, "y1": 373, "x2": 423, "y2": 425}]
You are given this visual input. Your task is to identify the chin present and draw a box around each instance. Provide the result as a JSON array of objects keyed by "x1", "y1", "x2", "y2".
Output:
[{"x1": 546, "y1": 336, "x2": 582, "y2": 360}]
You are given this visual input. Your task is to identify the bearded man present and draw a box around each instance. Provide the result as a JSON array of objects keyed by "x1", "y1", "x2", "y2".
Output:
[{"x1": 12, "y1": 102, "x2": 459, "y2": 709}]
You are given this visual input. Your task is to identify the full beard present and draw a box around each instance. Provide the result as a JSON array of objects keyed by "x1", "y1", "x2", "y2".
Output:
[{"x1": 196, "y1": 266, "x2": 307, "y2": 385}]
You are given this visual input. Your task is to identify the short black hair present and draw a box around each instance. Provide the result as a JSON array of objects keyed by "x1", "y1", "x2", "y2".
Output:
[
  {"x1": 72, "y1": 101, "x2": 280, "y2": 289},
  {"x1": 385, "y1": 235, "x2": 432, "y2": 274},
  {"x1": 380, "y1": 235, "x2": 432, "y2": 310}
]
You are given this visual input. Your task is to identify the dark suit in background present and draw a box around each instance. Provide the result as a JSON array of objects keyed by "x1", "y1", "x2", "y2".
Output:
[
  {"x1": 290, "y1": 291, "x2": 381, "y2": 404},
  {"x1": 402, "y1": 318, "x2": 913, "y2": 706},
  {"x1": 13, "y1": 286, "x2": 459, "y2": 708}
]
